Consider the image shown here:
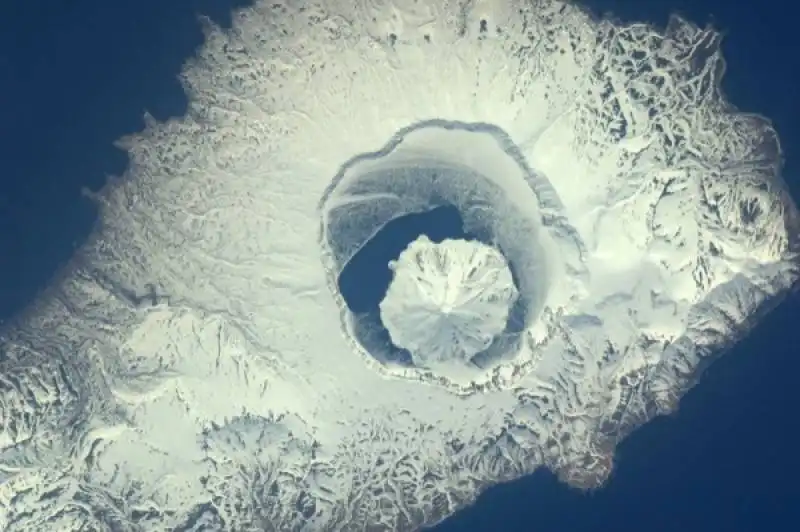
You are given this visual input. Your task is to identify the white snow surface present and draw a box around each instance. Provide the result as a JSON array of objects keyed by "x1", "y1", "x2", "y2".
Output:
[
  {"x1": 380, "y1": 236, "x2": 518, "y2": 377},
  {"x1": 1, "y1": 0, "x2": 799, "y2": 530}
]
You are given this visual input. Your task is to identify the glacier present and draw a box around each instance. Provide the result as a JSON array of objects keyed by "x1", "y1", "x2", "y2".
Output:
[{"x1": 1, "y1": 0, "x2": 798, "y2": 530}]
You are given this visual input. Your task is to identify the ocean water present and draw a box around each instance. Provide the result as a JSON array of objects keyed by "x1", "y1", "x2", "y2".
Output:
[{"x1": 0, "y1": 1, "x2": 797, "y2": 531}]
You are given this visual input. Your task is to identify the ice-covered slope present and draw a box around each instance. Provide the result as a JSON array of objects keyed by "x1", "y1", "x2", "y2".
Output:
[{"x1": 1, "y1": 0, "x2": 799, "y2": 530}]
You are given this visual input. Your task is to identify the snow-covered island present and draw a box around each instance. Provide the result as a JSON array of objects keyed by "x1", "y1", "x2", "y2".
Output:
[{"x1": 1, "y1": 0, "x2": 798, "y2": 530}]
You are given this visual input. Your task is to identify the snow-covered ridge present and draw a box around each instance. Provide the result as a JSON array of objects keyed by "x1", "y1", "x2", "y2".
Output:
[{"x1": 1, "y1": 0, "x2": 798, "y2": 530}]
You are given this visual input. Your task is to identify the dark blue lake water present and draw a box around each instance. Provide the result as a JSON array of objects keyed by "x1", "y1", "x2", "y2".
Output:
[{"x1": 1, "y1": 1, "x2": 797, "y2": 531}]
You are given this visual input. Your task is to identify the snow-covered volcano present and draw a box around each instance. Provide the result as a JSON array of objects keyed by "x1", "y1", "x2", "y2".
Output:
[
  {"x1": 380, "y1": 236, "x2": 518, "y2": 375},
  {"x1": 1, "y1": 0, "x2": 798, "y2": 530}
]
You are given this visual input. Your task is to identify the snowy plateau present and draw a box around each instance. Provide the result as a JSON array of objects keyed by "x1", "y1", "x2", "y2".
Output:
[{"x1": 1, "y1": 0, "x2": 799, "y2": 531}]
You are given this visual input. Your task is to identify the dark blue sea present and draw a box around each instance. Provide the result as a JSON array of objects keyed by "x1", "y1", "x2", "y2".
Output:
[{"x1": 1, "y1": 1, "x2": 797, "y2": 531}]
